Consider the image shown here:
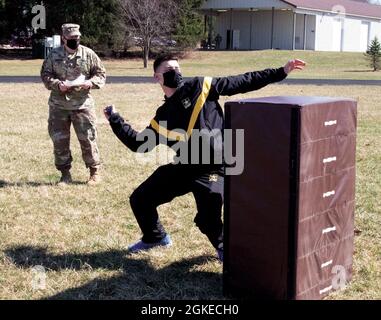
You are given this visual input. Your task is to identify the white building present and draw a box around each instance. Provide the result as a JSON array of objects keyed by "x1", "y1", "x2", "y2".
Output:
[{"x1": 200, "y1": 0, "x2": 381, "y2": 52}]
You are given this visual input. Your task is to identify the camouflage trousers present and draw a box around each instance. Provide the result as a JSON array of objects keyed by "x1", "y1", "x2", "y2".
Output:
[{"x1": 48, "y1": 106, "x2": 101, "y2": 171}]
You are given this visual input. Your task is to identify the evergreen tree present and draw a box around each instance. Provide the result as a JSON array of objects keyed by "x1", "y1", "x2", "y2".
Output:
[
  {"x1": 0, "y1": 0, "x2": 123, "y2": 52},
  {"x1": 365, "y1": 37, "x2": 381, "y2": 71},
  {"x1": 173, "y1": 0, "x2": 204, "y2": 49},
  {"x1": 0, "y1": 0, "x2": 36, "y2": 44},
  {"x1": 43, "y1": 0, "x2": 123, "y2": 52}
]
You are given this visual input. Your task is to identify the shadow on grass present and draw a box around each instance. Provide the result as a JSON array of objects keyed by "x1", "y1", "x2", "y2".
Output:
[
  {"x1": 344, "y1": 69, "x2": 375, "y2": 73},
  {"x1": 104, "y1": 66, "x2": 149, "y2": 70},
  {"x1": 4, "y1": 245, "x2": 223, "y2": 300},
  {"x1": 0, "y1": 179, "x2": 86, "y2": 188}
]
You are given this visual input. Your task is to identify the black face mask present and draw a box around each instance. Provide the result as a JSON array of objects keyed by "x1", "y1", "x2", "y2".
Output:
[
  {"x1": 163, "y1": 69, "x2": 183, "y2": 88},
  {"x1": 66, "y1": 39, "x2": 80, "y2": 50}
]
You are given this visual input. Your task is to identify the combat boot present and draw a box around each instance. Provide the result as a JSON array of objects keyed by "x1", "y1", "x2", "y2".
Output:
[
  {"x1": 58, "y1": 170, "x2": 72, "y2": 186},
  {"x1": 87, "y1": 167, "x2": 101, "y2": 185}
]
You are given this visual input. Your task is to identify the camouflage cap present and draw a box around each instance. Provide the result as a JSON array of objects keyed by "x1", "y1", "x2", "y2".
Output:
[{"x1": 62, "y1": 23, "x2": 81, "y2": 37}]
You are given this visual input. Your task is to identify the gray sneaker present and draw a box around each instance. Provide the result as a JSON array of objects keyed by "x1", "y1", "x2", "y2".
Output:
[{"x1": 128, "y1": 235, "x2": 172, "y2": 253}]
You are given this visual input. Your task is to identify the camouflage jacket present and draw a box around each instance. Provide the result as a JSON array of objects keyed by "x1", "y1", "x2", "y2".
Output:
[{"x1": 41, "y1": 45, "x2": 106, "y2": 110}]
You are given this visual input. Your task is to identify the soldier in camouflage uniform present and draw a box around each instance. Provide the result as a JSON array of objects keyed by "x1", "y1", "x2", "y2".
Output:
[{"x1": 41, "y1": 24, "x2": 106, "y2": 185}]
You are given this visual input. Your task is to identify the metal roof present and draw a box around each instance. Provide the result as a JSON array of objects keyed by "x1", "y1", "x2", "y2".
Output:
[
  {"x1": 283, "y1": 0, "x2": 381, "y2": 19},
  {"x1": 201, "y1": 0, "x2": 381, "y2": 19}
]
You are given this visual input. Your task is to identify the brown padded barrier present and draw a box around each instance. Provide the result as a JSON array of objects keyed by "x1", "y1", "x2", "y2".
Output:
[
  {"x1": 224, "y1": 96, "x2": 357, "y2": 300},
  {"x1": 297, "y1": 200, "x2": 355, "y2": 257},
  {"x1": 298, "y1": 167, "x2": 356, "y2": 220},
  {"x1": 299, "y1": 134, "x2": 356, "y2": 181}
]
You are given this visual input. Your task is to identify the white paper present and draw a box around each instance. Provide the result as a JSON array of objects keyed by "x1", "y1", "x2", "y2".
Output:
[{"x1": 63, "y1": 74, "x2": 86, "y2": 87}]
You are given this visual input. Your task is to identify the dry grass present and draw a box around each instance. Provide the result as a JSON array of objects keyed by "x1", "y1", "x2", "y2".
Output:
[
  {"x1": 1, "y1": 50, "x2": 381, "y2": 79},
  {"x1": 0, "y1": 82, "x2": 380, "y2": 300}
]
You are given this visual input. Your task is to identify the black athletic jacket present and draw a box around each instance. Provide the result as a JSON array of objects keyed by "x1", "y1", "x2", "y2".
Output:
[{"x1": 109, "y1": 67, "x2": 288, "y2": 165}]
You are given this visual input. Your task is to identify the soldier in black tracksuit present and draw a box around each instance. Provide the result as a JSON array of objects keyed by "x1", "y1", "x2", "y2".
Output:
[{"x1": 107, "y1": 58, "x2": 290, "y2": 256}]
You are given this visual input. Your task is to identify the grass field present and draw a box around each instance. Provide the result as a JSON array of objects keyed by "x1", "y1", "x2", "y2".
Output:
[
  {"x1": 0, "y1": 78, "x2": 380, "y2": 299},
  {"x1": 0, "y1": 50, "x2": 381, "y2": 80}
]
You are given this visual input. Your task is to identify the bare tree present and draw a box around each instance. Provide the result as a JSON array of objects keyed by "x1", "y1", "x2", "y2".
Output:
[{"x1": 119, "y1": 0, "x2": 179, "y2": 68}]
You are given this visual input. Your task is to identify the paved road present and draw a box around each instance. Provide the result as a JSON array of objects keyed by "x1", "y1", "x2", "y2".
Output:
[{"x1": 1, "y1": 75, "x2": 381, "y2": 86}]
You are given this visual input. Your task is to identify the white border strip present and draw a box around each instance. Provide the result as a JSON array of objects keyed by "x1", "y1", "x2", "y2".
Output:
[
  {"x1": 322, "y1": 226, "x2": 337, "y2": 234},
  {"x1": 323, "y1": 190, "x2": 335, "y2": 198},
  {"x1": 324, "y1": 120, "x2": 337, "y2": 126},
  {"x1": 321, "y1": 260, "x2": 333, "y2": 268},
  {"x1": 319, "y1": 285, "x2": 333, "y2": 295},
  {"x1": 323, "y1": 156, "x2": 337, "y2": 164}
]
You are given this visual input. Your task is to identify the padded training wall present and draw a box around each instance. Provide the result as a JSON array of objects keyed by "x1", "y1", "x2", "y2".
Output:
[{"x1": 224, "y1": 96, "x2": 357, "y2": 300}]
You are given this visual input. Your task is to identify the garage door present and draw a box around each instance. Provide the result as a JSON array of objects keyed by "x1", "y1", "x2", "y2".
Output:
[
  {"x1": 360, "y1": 22, "x2": 370, "y2": 52},
  {"x1": 332, "y1": 18, "x2": 343, "y2": 52}
]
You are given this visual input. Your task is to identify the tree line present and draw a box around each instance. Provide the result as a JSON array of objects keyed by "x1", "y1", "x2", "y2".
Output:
[{"x1": 0, "y1": 0, "x2": 205, "y2": 66}]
